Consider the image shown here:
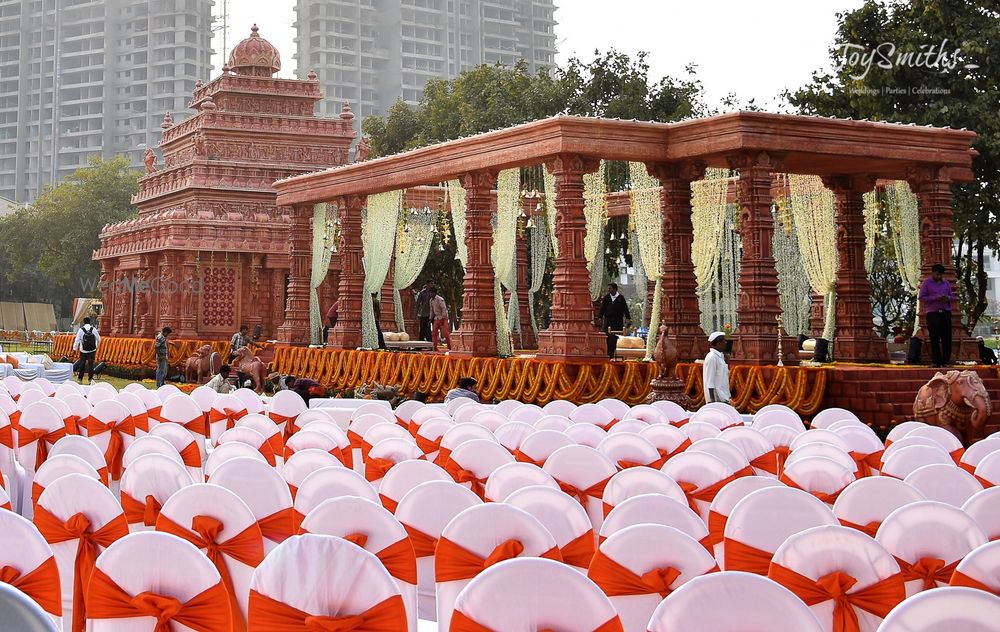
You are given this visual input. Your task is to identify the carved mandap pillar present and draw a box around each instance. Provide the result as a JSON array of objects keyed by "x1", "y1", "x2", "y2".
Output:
[
  {"x1": 177, "y1": 253, "x2": 199, "y2": 338},
  {"x1": 647, "y1": 160, "x2": 706, "y2": 362},
  {"x1": 823, "y1": 175, "x2": 888, "y2": 363},
  {"x1": 536, "y1": 155, "x2": 606, "y2": 360},
  {"x1": 907, "y1": 165, "x2": 975, "y2": 361},
  {"x1": 136, "y1": 254, "x2": 155, "y2": 338},
  {"x1": 329, "y1": 196, "x2": 365, "y2": 349},
  {"x1": 245, "y1": 253, "x2": 264, "y2": 335},
  {"x1": 276, "y1": 204, "x2": 313, "y2": 345},
  {"x1": 515, "y1": 232, "x2": 537, "y2": 349},
  {"x1": 452, "y1": 170, "x2": 499, "y2": 357},
  {"x1": 380, "y1": 251, "x2": 397, "y2": 333},
  {"x1": 727, "y1": 151, "x2": 796, "y2": 364}
]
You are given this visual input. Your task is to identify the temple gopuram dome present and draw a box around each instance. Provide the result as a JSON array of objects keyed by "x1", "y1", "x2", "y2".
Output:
[{"x1": 227, "y1": 24, "x2": 281, "y2": 77}]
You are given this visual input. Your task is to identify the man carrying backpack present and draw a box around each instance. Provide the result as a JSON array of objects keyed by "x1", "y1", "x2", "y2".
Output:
[{"x1": 72, "y1": 317, "x2": 101, "y2": 383}]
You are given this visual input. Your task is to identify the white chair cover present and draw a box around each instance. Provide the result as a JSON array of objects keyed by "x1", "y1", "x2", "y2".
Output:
[
  {"x1": 451, "y1": 404, "x2": 486, "y2": 425},
  {"x1": 601, "y1": 466, "x2": 687, "y2": 518},
  {"x1": 689, "y1": 437, "x2": 753, "y2": 476},
  {"x1": 0, "y1": 511, "x2": 61, "y2": 629},
  {"x1": 648, "y1": 571, "x2": 823, "y2": 631},
  {"x1": 639, "y1": 424, "x2": 691, "y2": 464},
  {"x1": 678, "y1": 421, "x2": 721, "y2": 442},
  {"x1": 435, "y1": 503, "x2": 557, "y2": 630},
  {"x1": 649, "y1": 400, "x2": 689, "y2": 424},
  {"x1": 232, "y1": 388, "x2": 264, "y2": 416},
  {"x1": 493, "y1": 421, "x2": 533, "y2": 452},
  {"x1": 960, "y1": 439, "x2": 1000, "y2": 473},
  {"x1": 707, "y1": 476, "x2": 785, "y2": 560},
  {"x1": 469, "y1": 410, "x2": 507, "y2": 433},
  {"x1": 294, "y1": 466, "x2": 380, "y2": 527},
  {"x1": 452, "y1": 558, "x2": 621, "y2": 631},
  {"x1": 543, "y1": 445, "x2": 617, "y2": 534},
  {"x1": 596, "y1": 398, "x2": 630, "y2": 422},
  {"x1": 597, "y1": 433, "x2": 661, "y2": 470},
  {"x1": 149, "y1": 418, "x2": 204, "y2": 481},
  {"x1": 950, "y1": 540, "x2": 1000, "y2": 595},
  {"x1": 607, "y1": 419, "x2": 649, "y2": 435},
  {"x1": 515, "y1": 429, "x2": 572, "y2": 467},
  {"x1": 600, "y1": 494, "x2": 709, "y2": 547},
  {"x1": 810, "y1": 407, "x2": 861, "y2": 429},
  {"x1": 962, "y1": 487, "x2": 1000, "y2": 542},
  {"x1": 282, "y1": 449, "x2": 343, "y2": 498},
  {"x1": 974, "y1": 450, "x2": 1000, "y2": 487},
  {"x1": 789, "y1": 428, "x2": 851, "y2": 452},
  {"x1": 570, "y1": 403, "x2": 616, "y2": 429},
  {"x1": 505, "y1": 486, "x2": 594, "y2": 571},
  {"x1": 622, "y1": 404, "x2": 669, "y2": 426},
  {"x1": 532, "y1": 414, "x2": 572, "y2": 433},
  {"x1": 121, "y1": 435, "x2": 183, "y2": 472},
  {"x1": 875, "y1": 586, "x2": 1000, "y2": 631},
  {"x1": 833, "y1": 477, "x2": 925, "y2": 539},
  {"x1": 48, "y1": 435, "x2": 108, "y2": 484},
  {"x1": 875, "y1": 500, "x2": 988, "y2": 596},
  {"x1": 881, "y1": 445, "x2": 955, "y2": 479},
  {"x1": 118, "y1": 453, "x2": 194, "y2": 532},
  {"x1": 752, "y1": 407, "x2": 807, "y2": 432},
  {"x1": 904, "y1": 463, "x2": 983, "y2": 508},
  {"x1": 881, "y1": 435, "x2": 951, "y2": 464},
  {"x1": 492, "y1": 399, "x2": 524, "y2": 417},
  {"x1": 507, "y1": 404, "x2": 545, "y2": 425},
  {"x1": 207, "y1": 456, "x2": 293, "y2": 553},
  {"x1": 564, "y1": 422, "x2": 608, "y2": 448},
  {"x1": 780, "y1": 456, "x2": 856, "y2": 505},
  {"x1": 786, "y1": 442, "x2": 859, "y2": 475},
  {"x1": 483, "y1": 462, "x2": 557, "y2": 503},
  {"x1": 884, "y1": 421, "x2": 927, "y2": 445},
  {"x1": 443, "y1": 439, "x2": 514, "y2": 499},
  {"x1": 542, "y1": 399, "x2": 577, "y2": 417},
  {"x1": 437, "y1": 424, "x2": 497, "y2": 466},
  {"x1": 413, "y1": 418, "x2": 454, "y2": 463},
  {"x1": 719, "y1": 426, "x2": 779, "y2": 477},
  {"x1": 208, "y1": 393, "x2": 248, "y2": 446},
  {"x1": 661, "y1": 451, "x2": 735, "y2": 521},
  {"x1": 366, "y1": 438, "x2": 423, "y2": 488},
  {"x1": 158, "y1": 394, "x2": 208, "y2": 461}
]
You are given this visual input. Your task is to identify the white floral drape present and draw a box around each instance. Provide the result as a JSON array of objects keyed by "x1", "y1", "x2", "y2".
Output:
[
  {"x1": 628, "y1": 229, "x2": 648, "y2": 327},
  {"x1": 584, "y1": 162, "x2": 608, "y2": 301},
  {"x1": 542, "y1": 167, "x2": 558, "y2": 257},
  {"x1": 628, "y1": 162, "x2": 663, "y2": 360},
  {"x1": 447, "y1": 180, "x2": 468, "y2": 268},
  {"x1": 492, "y1": 168, "x2": 520, "y2": 357},
  {"x1": 309, "y1": 202, "x2": 334, "y2": 345},
  {"x1": 772, "y1": 204, "x2": 812, "y2": 336},
  {"x1": 393, "y1": 211, "x2": 435, "y2": 332},
  {"x1": 886, "y1": 180, "x2": 922, "y2": 331},
  {"x1": 789, "y1": 174, "x2": 839, "y2": 342},
  {"x1": 361, "y1": 191, "x2": 400, "y2": 349}
]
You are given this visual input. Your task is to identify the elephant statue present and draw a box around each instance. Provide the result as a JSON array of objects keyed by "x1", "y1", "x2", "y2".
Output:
[
  {"x1": 184, "y1": 345, "x2": 217, "y2": 384},
  {"x1": 233, "y1": 346, "x2": 267, "y2": 392},
  {"x1": 913, "y1": 370, "x2": 993, "y2": 446}
]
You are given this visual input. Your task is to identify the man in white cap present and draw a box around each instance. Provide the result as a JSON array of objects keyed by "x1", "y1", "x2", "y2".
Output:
[{"x1": 703, "y1": 331, "x2": 731, "y2": 404}]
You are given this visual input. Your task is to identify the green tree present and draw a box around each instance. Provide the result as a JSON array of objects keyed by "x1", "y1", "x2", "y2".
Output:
[
  {"x1": 0, "y1": 156, "x2": 140, "y2": 316},
  {"x1": 786, "y1": 0, "x2": 1000, "y2": 332}
]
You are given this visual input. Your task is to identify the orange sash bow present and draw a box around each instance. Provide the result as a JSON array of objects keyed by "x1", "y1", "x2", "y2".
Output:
[
  {"x1": 443, "y1": 459, "x2": 487, "y2": 499},
  {"x1": 403, "y1": 523, "x2": 438, "y2": 559},
  {"x1": 950, "y1": 570, "x2": 999, "y2": 596},
  {"x1": 270, "y1": 412, "x2": 298, "y2": 441},
  {"x1": 560, "y1": 530, "x2": 596, "y2": 569},
  {"x1": 779, "y1": 473, "x2": 846, "y2": 504},
  {"x1": 555, "y1": 475, "x2": 613, "y2": 507},
  {"x1": 748, "y1": 449, "x2": 781, "y2": 475},
  {"x1": 178, "y1": 441, "x2": 203, "y2": 468},
  {"x1": 768, "y1": 563, "x2": 905, "y2": 632},
  {"x1": 298, "y1": 531, "x2": 417, "y2": 585},
  {"x1": 657, "y1": 438, "x2": 692, "y2": 465},
  {"x1": 588, "y1": 549, "x2": 693, "y2": 598},
  {"x1": 894, "y1": 556, "x2": 959, "y2": 591},
  {"x1": 407, "y1": 420, "x2": 422, "y2": 437},
  {"x1": 434, "y1": 447, "x2": 453, "y2": 467},
  {"x1": 130, "y1": 411, "x2": 150, "y2": 433},
  {"x1": 706, "y1": 510, "x2": 727, "y2": 548},
  {"x1": 248, "y1": 590, "x2": 406, "y2": 631},
  {"x1": 848, "y1": 451, "x2": 883, "y2": 478},
  {"x1": 181, "y1": 416, "x2": 210, "y2": 438},
  {"x1": 86, "y1": 414, "x2": 137, "y2": 481},
  {"x1": 723, "y1": 537, "x2": 774, "y2": 575},
  {"x1": 34, "y1": 507, "x2": 128, "y2": 632},
  {"x1": 258, "y1": 508, "x2": 294, "y2": 544},
  {"x1": 435, "y1": 537, "x2": 561, "y2": 582},
  {"x1": 0, "y1": 556, "x2": 62, "y2": 616},
  {"x1": 86, "y1": 566, "x2": 230, "y2": 632},
  {"x1": 64, "y1": 415, "x2": 80, "y2": 436},
  {"x1": 146, "y1": 406, "x2": 163, "y2": 423},
  {"x1": 512, "y1": 449, "x2": 545, "y2": 468},
  {"x1": 676, "y1": 474, "x2": 736, "y2": 514},
  {"x1": 209, "y1": 407, "x2": 248, "y2": 432},
  {"x1": 156, "y1": 514, "x2": 265, "y2": 632},
  {"x1": 669, "y1": 418, "x2": 689, "y2": 427},
  {"x1": 365, "y1": 457, "x2": 396, "y2": 482},
  {"x1": 838, "y1": 518, "x2": 881, "y2": 539},
  {"x1": 415, "y1": 433, "x2": 442, "y2": 457},
  {"x1": 17, "y1": 425, "x2": 66, "y2": 468},
  {"x1": 450, "y1": 609, "x2": 624, "y2": 632},
  {"x1": 0, "y1": 423, "x2": 13, "y2": 449},
  {"x1": 121, "y1": 492, "x2": 163, "y2": 527},
  {"x1": 378, "y1": 494, "x2": 399, "y2": 514},
  {"x1": 7, "y1": 409, "x2": 21, "y2": 430}
]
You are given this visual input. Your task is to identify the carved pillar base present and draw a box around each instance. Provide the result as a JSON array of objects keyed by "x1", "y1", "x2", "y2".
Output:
[
  {"x1": 728, "y1": 152, "x2": 797, "y2": 364},
  {"x1": 536, "y1": 154, "x2": 606, "y2": 361},
  {"x1": 645, "y1": 378, "x2": 691, "y2": 410},
  {"x1": 825, "y1": 176, "x2": 889, "y2": 363},
  {"x1": 329, "y1": 196, "x2": 365, "y2": 349},
  {"x1": 277, "y1": 204, "x2": 313, "y2": 345},
  {"x1": 452, "y1": 170, "x2": 499, "y2": 358}
]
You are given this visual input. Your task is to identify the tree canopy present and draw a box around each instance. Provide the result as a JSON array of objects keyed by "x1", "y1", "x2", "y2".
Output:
[
  {"x1": 0, "y1": 156, "x2": 139, "y2": 317},
  {"x1": 363, "y1": 50, "x2": 706, "y2": 158},
  {"x1": 787, "y1": 0, "x2": 1000, "y2": 330}
]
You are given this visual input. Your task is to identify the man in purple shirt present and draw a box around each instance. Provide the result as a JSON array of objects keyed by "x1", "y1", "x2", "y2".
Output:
[{"x1": 918, "y1": 263, "x2": 956, "y2": 367}]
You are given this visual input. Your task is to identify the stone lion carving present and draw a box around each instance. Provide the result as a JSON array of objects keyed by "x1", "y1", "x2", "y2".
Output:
[
  {"x1": 184, "y1": 345, "x2": 216, "y2": 384},
  {"x1": 913, "y1": 370, "x2": 992, "y2": 446},
  {"x1": 143, "y1": 149, "x2": 156, "y2": 173},
  {"x1": 233, "y1": 346, "x2": 267, "y2": 392},
  {"x1": 356, "y1": 135, "x2": 372, "y2": 162}
]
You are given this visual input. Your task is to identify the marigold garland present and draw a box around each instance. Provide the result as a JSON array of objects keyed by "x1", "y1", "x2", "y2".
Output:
[{"x1": 52, "y1": 334, "x2": 252, "y2": 371}]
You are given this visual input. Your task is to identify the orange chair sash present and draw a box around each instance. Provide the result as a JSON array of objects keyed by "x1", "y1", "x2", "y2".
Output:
[
  {"x1": 34, "y1": 507, "x2": 128, "y2": 632},
  {"x1": 958, "y1": 461, "x2": 976, "y2": 474},
  {"x1": 17, "y1": 425, "x2": 66, "y2": 468},
  {"x1": 258, "y1": 508, "x2": 294, "y2": 544},
  {"x1": 774, "y1": 446, "x2": 791, "y2": 476},
  {"x1": 248, "y1": 590, "x2": 406, "y2": 632},
  {"x1": 669, "y1": 418, "x2": 689, "y2": 428},
  {"x1": 768, "y1": 563, "x2": 904, "y2": 632},
  {"x1": 130, "y1": 412, "x2": 150, "y2": 433},
  {"x1": 560, "y1": 529, "x2": 596, "y2": 569},
  {"x1": 0, "y1": 556, "x2": 63, "y2": 616},
  {"x1": 950, "y1": 570, "x2": 999, "y2": 596},
  {"x1": 974, "y1": 474, "x2": 995, "y2": 488},
  {"x1": 86, "y1": 566, "x2": 230, "y2": 632},
  {"x1": 378, "y1": 493, "x2": 399, "y2": 514},
  {"x1": 848, "y1": 451, "x2": 883, "y2": 478},
  {"x1": 838, "y1": 518, "x2": 881, "y2": 539},
  {"x1": 434, "y1": 447, "x2": 453, "y2": 467},
  {"x1": 779, "y1": 473, "x2": 846, "y2": 504},
  {"x1": 676, "y1": 474, "x2": 736, "y2": 514},
  {"x1": 403, "y1": 523, "x2": 438, "y2": 559},
  {"x1": 121, "y1": 492, "x2": 163, "y2": 527},
  {"x1": 706, "y1": 510, "x2": 727, "y2": 548},
  {"x1": 443, "y1": 459, "x2": 487, "y2": 499},
  {"x1": 723, "y1": 537, "x2": 774, "y2": 575},
  {"x1": 86, "y1": 414, "x2": 136, "y2": 481},
  {"x1": 156, "y1": 514, "x2": 264, "y2": 632},
  {"x1": 7, "y1": 409, "x2": 21, "y2": 430},
  {"x1": 146, "y1": 406, "x2": 163, "y2": 423},
  {"x1": 415, "y1": 434, "x2": 442, "y2": 456},
  {"x1": 435, "y1": 537, "x2": 560, "y2": 582},
  {"x1": 271, "y1": 412, "x2": 298, "y2": 441},
  {"x1": 616, "y1": 458, "x2": 656, "y2": 470},
  {"x1": 512, "y1": 449, "x2": 545, "y2": 468},
  {"x1": 64, "y1": 415, "x2": 80, "y2": 436},
  {"x1": 365, "y1": 457, "x2": 396, "y2": 483},
  {"x1": 0, "y1": 501, "x2": 10, "y2": 511},
  {"x1": 0, "y1": 423, "x2": 13, "y2": 449},
  {"x1": 450, "y1": 609, "x2": 624, "y2": 632},
  {"x1": 657, "y1": 438, "x2": 692, "y2": 465},
  {"x1": 407, "y1": 420, "x2": 421, "y2": 437},
  {"x1": 555, "y1": 475, "x2": 613, "y2": 507},
  {"x1": 209, "y1": 408, "x2": 248, "y2": 432},
  {"x1": 181, "y1": 415, "x2": 210, "y2": 438},
  {"x1": 178, "y1": 441, "x2": 202, "y2": 468},
  {"x1": 588, "y1": 549, "x2": 690, "y2": 598},
  {"x1": 894, "y1": 556, "x2": 959, "y2": 591}
]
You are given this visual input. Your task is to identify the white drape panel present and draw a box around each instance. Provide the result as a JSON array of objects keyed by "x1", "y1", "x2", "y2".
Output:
[
  {"x1": 628, "y1": 162, "x2": 664, "y2": 360},
  {"x1": 447, "y1": 180, "x2": 468, "y2": 268},
  {"x1": 309, "y1": 203, "x2": 334, "y2": 345},
  {"x1": 526, "y1": 224, "x2": 548, "y2": 338},
  {"x1": 789, "y1": 174, "x2": 839, "y2": 342},
  {"x1": 885, "y1": 181, "x2": 922, "y2": 331},
  {"x1": 542, "y1": 167, "x2": 558, "y2": 258},
  {"x1": 584, "y1": 163, "x2": 607, "y2": 302},
  {"x1": 492, "y1": 168, "x2": 520, "y2": 357},
  {"x1": 361, "y1": 191, "x2": 400, "y2": 349},
  {"x1": 627, "y1": 229, "x2": 648, "y2": 327},
  {"x1": 772, "y1": 206, "x2": 812, "y2": 337},
  {"x1": 393, "y1": 211, "x2": 436, "y2": 333}
]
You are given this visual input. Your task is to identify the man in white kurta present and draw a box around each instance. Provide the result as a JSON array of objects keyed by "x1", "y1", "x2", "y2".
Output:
[{"x1": 702, "y1": 331, "x2": 731, "y2": 404}]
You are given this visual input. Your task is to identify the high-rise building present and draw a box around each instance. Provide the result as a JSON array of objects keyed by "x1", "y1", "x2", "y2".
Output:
[
  {"x1": 294, "y1": 0, "x2": 557, "y2": 120},
  {"x1": 0, "y1": 0, "x2": 215, "y2": 203}
]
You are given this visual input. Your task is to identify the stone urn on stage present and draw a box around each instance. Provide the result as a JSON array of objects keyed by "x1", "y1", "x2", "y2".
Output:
[{"x1": 645, "y1": 324, "x2": 691, "y2": 410}]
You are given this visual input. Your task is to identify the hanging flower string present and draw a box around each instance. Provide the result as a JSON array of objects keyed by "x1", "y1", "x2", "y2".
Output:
[
  {"x1": 447, "y1": 180, "x2": 468, "y2": 267},
  {"x1": 309, "y1": 202, "x2": 336, "y2": 344},
  {"x1": 361, "y1": 190, "x2": 401, "y2": 349},
  {"x1": 492, "y1": 168, "x2": 521, "y2": 357},
  {"x1": 393, "y1": 203, "x2": 436, "y2": 332},
  {"x1": 627, "y1": 162, "x2": 664, "y2": 360},
  {"x1": 789, "y1": 174, "x2": 839, "y2": 343}
]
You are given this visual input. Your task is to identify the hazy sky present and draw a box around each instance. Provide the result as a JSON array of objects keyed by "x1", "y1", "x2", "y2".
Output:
[{"x1": 218, "y1": 0, "x2": 865, "y2": 110}]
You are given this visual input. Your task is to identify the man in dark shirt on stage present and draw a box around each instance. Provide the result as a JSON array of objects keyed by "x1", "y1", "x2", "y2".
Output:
[
  {"x1": 918, "y1": 263, "x2": 956, "y2": 368},
  {"x1": 599, "y1": 283, "x2": 631, "y2": 359}
]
